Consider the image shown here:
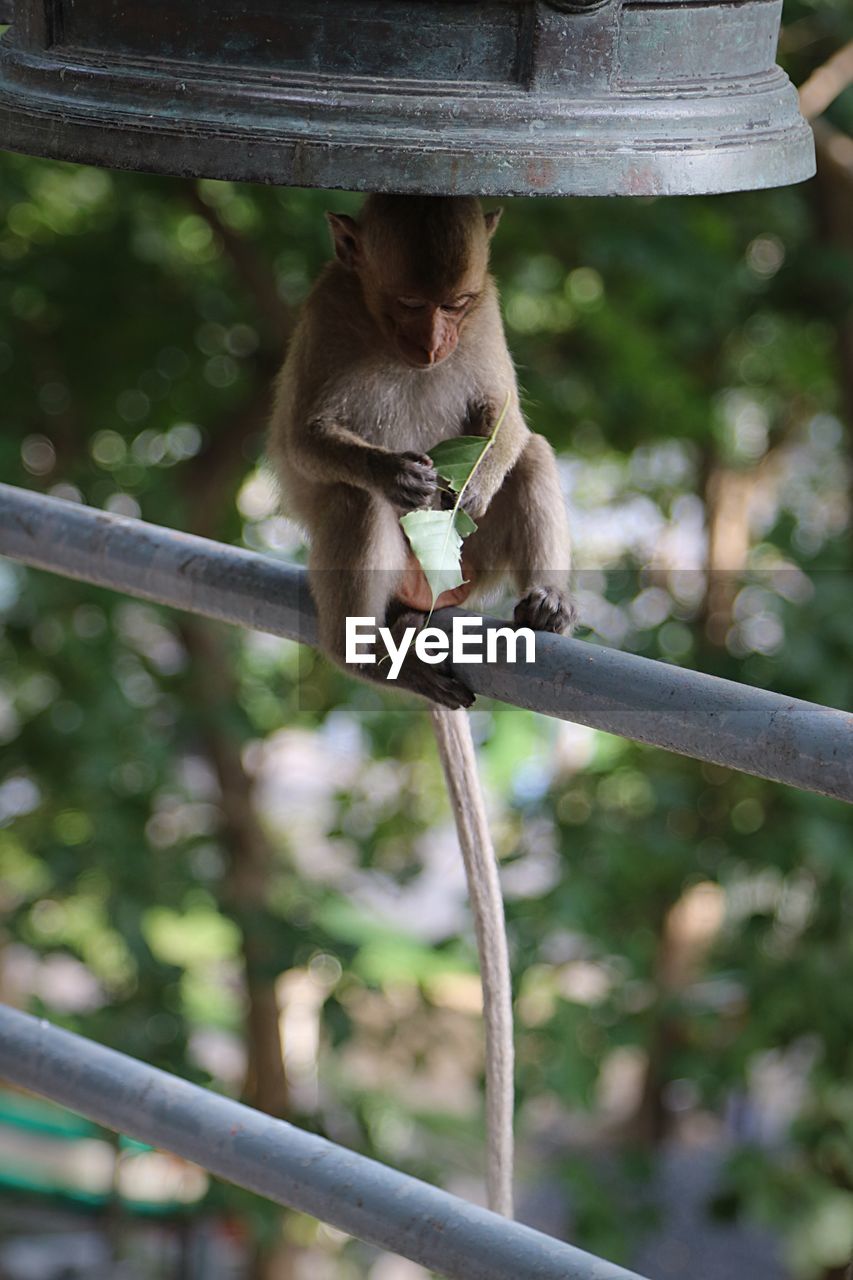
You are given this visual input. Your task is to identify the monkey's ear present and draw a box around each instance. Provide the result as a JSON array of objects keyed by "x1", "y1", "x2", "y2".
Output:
[
  {"x1": 326, "y1": 212, "x2": 362, "y2": 269},
  {"x1": 484, "y1": 207, "x2": 503, "y2": 238}
]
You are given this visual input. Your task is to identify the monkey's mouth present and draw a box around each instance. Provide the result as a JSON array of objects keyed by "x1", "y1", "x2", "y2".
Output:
[{"x1": 396, "y1": 340, "x2": 454, "y2": 370}]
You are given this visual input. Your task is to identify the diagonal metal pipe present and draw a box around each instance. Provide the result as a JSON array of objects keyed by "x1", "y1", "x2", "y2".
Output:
[
  {"x1": 0, "y1": 482, "x2": 850, "y2": 801},
  {"x1": 0, "y1": 1004, "x2": 645, "y2": 1280}
]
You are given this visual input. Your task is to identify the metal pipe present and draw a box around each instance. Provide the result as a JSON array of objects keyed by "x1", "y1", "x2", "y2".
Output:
[
  {"x1": 1, "y1": 483, "x2": 850, "y2": 801},
  {"x1": 0, "y1": 1005, "x2": 645, "y2": 1280}
]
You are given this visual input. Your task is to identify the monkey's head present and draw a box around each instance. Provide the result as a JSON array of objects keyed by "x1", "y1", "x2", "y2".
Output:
[{"x1": 326, "y1": 195, "x2": 502, "y2": 370}]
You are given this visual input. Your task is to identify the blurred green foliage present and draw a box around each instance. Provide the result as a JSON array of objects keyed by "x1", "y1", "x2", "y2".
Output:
[{"x1": 2, "y1": 3, "x2": 853, "y2": 1275}]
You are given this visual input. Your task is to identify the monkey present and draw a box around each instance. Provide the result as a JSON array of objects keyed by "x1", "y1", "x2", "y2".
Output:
[
  {"x1": 268, "y1": 195, "x2": 575, "y2": 1218},
  {"x1": 268, "y1": 194, "x2": 574, "y2": 709}
]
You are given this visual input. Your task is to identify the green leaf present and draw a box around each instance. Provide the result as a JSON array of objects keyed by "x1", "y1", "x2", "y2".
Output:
[
  {"x1": 399, "y1": 506, "x2": 477, "y2": 603},
  {"x1": 399, "y1": 391, "x2": 511, "y2": 613},
  {"x1": 429, "y1": 435, "x2": 492, "y2": 495}
]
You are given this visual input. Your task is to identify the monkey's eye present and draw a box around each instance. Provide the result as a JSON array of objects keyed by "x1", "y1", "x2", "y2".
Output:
[
  {"x1": 440, "y1": 297, "x2": 473, "y2": 314},
  {"x1": 397, "y1": 298, "x2": 426, "y2": 311}
]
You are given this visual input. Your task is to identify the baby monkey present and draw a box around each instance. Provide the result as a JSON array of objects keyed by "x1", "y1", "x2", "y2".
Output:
[{"x1": 269, "y1": 194, "x2": 574, "y2": 707}]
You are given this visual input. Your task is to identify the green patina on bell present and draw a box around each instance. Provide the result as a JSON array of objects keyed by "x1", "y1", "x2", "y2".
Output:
[{"x1": 0, "y1": 0, "x2": 815, "y2": 195}]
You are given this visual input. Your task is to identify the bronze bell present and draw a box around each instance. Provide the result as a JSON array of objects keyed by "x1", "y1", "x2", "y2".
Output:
[{"x1": 0, "y1": 1, "x2": 815, "y2": 195}]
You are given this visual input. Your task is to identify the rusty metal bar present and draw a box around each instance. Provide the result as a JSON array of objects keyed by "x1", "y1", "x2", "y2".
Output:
[
  {"x1": 0, "y1": 482, "x2": 850, "y2": 801},
  {"x1": 0, "y1": 1004, "x2": 645, "y2": 1280}
]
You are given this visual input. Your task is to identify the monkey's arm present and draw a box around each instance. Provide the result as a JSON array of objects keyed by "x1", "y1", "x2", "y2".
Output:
[
  {"x1": 289, "y1": 416, "x2": 438, "y2": 511},
  {"x1": 458, "y1": 393, "x2": 529, "y2": 519}
]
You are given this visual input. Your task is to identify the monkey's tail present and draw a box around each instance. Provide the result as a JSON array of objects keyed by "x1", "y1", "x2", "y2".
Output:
[{"x1": 429, "y1": 704, "x2": 514, "y2": 1220}]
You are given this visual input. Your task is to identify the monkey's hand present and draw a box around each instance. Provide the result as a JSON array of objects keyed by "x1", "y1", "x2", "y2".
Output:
[
  {"x1": 376, "y1": 451, "x2": 438, "y2": 511},
  {"x1": 464, "y1": 397, "x2": 496, "y2": 437},
  {"x1": 459, "y1": 484, "x2": 489, "y2": 520},
  {"x1": 438, "y1": 483, "x2": 489, "y2": 520}
]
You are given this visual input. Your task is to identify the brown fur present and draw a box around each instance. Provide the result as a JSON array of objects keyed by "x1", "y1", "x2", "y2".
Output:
[{"x1": 361, "y1": 194, "x2": 488, "y2": 296}]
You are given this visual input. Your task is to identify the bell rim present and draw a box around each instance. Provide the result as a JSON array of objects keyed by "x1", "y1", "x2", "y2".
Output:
[
  {"x1": 0, "y1": 40, "x2": 817, "y2": 197},
  {"x1": 0, "y1": 108, "x2": 817, "y2": 197}
]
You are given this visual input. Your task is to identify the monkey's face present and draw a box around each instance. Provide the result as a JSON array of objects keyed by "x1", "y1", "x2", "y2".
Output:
[
  {"x1": 325, "y1": 202, "x2": 495, "y2": 370},
  {"x1": 381, "y1": 291, "x2": 477, "y2": 369},
  {"x1": 360, "y1": 264, "x2": 484, "y2": 370}
]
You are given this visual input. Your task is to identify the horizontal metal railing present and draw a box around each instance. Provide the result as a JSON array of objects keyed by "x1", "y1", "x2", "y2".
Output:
[
  {"x1": 0, "y1": 479, "x2": 849, "y2": 1275},
  {"x1": 0, "y1": 482, "x2": 850, "y2": 801},
  {"x1": 0, "y1": 1005, "x2": 645, "y2": 1280}
]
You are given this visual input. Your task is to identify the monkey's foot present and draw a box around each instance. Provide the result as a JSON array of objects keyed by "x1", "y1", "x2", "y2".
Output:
[
  {"x1": 407, "y1": 665, "x2": 475, "y2": 710},
  {"x1": 514, "y1": 587, "x2": 576, "y2": 634},
  {"x1": 385, "y1": 606, "x2": 475, "y2": 709}
]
